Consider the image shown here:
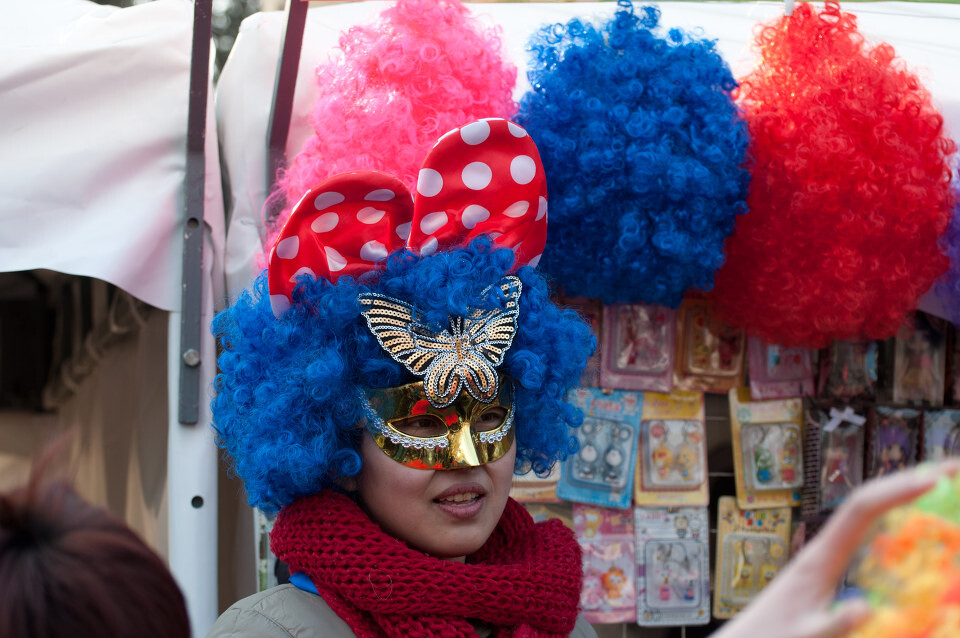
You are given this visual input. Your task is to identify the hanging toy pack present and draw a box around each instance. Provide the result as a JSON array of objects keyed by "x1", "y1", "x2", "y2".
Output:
[
  {"x1": 729, "y1": 388, "x2": 804, "y2": 509},
  {"x1": 747, "y1": 338, "x2": 814, "y2": 400},
  {"x1": 868, "y1": 406, "x2": 921, "y2": 480},
  {"x1": 574, "y1": 504, "x2": 637, "y2": 624},
  {"x1": 923, "y1": 409, "x2": 960, "y2": 461},
  {"x1": 635, "y1": 507, "x2": 711, "y2": 627},
  {"x1": 817, "y1": 339, "x2": 879, "y2": 400},
  {"x1": 674, "y1": 297, "x2": 745, "y2": 394},
  {"x1": 801, "y1": 400, "x2": 867, "y2": 516},
  {"x1": 558, "y1": 388, "x2": 643, "y2": 509},
  {"x1": 713, "y1": 497, "x2": 792, "y2": 619},
  {"x1": 600, "y1": 303, "x2": 676, "y2": 393},
  {"x1": 635, "y1": 391, "x2": 708, "y2": 507},
  {"x1": 891, "y1": 313, "x2": 947, "y2": 407}
]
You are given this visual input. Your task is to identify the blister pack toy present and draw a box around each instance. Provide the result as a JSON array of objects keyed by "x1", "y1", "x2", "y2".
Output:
[
  {"x1": 510, "y1": 464, "x2": 562, "y2": 503},
  {"x1": 635, "y1": 391, "x2": 708, "y2": 507},
  {"x1": 817, "y1": 339, "x2": 878, "y2": 400},
  {"x1": 713, "y1": 497, "x2": 792, "y2": 619},
  {"x1": 868, "y1": 406, "x2": 920, "y2": 479},
  {"x1": 674, "y1": 297, "x2": 745, "y2": 394},
  {"x1": 747, "y1": 338, "x2": 815, "y2": 400},
  {"x1": 923, "y1": 409, "x2": 960, "y2": 461},
  {"x1": 635, "y1": 507, "x2": 710, "y2": 626},
  {"x1": 892, "y1": 312, "x2": 946, "y2": 406},
  {"x1": 558, "y1": 388, "x2": 643, "y2": 509},
  {"x1": 802, "y1": 400, "x2": 866, "y2": 515},
  {"x1": 600, "y1": 303, "x2": 676, "y2": 393},
  {"x1": 729, "y1": 388, "x2": 803, "y2": 509},
  {"x1": 574, "y1": 504, "x2": 636, "y2": 624}
]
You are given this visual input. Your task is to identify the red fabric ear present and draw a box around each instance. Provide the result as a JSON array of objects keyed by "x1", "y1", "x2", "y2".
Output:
[
  {"x1": 407, "y1": 118, "x2": 547, "y2": 269},
  {"x1": 267, "y1": 170, "x2": 413, "y2": 316}
]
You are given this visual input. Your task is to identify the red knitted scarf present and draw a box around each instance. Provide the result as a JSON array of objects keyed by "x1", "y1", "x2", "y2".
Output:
[{"x1": 270, "y1": 491, "x2": 583, "y2": 638}]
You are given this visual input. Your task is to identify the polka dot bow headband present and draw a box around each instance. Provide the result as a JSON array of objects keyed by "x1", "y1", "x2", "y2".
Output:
[{"x1": 267, "y1": 118, "x2": 547, "y2": 316}]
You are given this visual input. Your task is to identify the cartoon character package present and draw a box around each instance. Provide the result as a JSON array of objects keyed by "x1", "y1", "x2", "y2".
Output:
[
  {"x1": 747, "y1": 337, "x2": 814, "y2": 400},
  {"x1": 801, "y1": 400, "x2": 866, "y2": 516},
  {"x1": 923, "y1": 409, "x2": 960, "y2": 461},
  {"x1": 600, "y1": 303, "x2": 675, "y2": 393},
  {"x1": 868, "y1": 406, "x2": 920, "y2": 479},
  {"x1": 673, "y1": 297, "x2": 745, "y2": 394},
  {"x1": 574, "y1": 504, "x2": 637, "y2": 624}
]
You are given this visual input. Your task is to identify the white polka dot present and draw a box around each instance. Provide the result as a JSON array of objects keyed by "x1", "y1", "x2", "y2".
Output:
[
  {"x1": 311, "y1": 212, "x2": 339, "y2": 233},
  {"x1": 360, "y1": 240, "x2": 388, "y2": 261},
  {"x1": 289, "y1": 266, "x2": 315, "y2": 283},
  {"x1": 461, "y1": 205, "x2": 490, "y2": 229},
  {"x1": 420, "y1": 237, "x2": 439, "y2": 256},
  {"x1": 275, "y1": 236, "x2": 300, "y2": 259},
  {"x1": 508, "y1": 122, "x2": 527, "y2": 138},
  {"x1": 325, "y1": 246, "x2": 347, "y2": 272},
  {"x1": 365, "y1": 189, "x2": 395, "y2": 201},
  {"x1": 462, "y1": 162, "x2": 492, "y2": 190},
  {"x1": 270, "y1": 294, "x2": 291, "y2": 317},
  {"x1": 419, "y1": 211, "x2": 448, "y2": 235},
  {"x1": 417, "y1": 168, "x2": 443, "y2": 197},
  {"x1": 510, "y1": 155, "x2": 537, "y2": 185},
  {"x1": 314, "y1": 191, "x2": 345, "y2": 210},
  {"x1": 528, "y1": 253, "x2": 542, "y2": 268},
  {"x1": 357, "y1": 207, "x2": 386, "y2": 224},
  {"x1": 503, "y1": 201, "x2": 530, "y2": 218},
  {"x1": 536, "y1": 196, "x2": 548, "y2": 221},
  {"x1": 396, "y1": 222, "x2": 412, "y2": 240},
  {"x1": 460, "y1": 121, "x2": 491, "y2": 145}
]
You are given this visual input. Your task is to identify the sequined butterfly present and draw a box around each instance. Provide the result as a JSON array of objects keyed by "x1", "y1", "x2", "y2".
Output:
[{"x1": 358, "y1": 276, "x2": 522, "y2": 408}]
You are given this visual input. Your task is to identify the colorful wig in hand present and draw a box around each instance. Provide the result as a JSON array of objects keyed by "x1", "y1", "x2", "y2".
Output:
[
  {"x1": 711, "y1": 1, "x2": 956, "y2": 348},
  {"x1": 516, "y1": 2, "x2": 749, "y2": 306},
  {"x1": 266, "y1": 0, "x2": 517, "y2": 250}
]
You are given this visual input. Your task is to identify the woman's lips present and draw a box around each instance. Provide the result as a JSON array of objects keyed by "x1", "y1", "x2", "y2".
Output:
[{"x1": 433, "y1": 484, "x2": 487, "y2": 518}]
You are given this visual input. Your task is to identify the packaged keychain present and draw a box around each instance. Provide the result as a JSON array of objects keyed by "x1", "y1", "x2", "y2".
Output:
[
  {"x1": 600, "y1": 303, "x2": 676, "y2": 392},
  {"x1": 673, "y1": 297, "x2": 745, "y2": 393},
  {"x1": 802, "y1": 399, "x2": 866, "y2": 516},
  {"x1": 868, "y1": 406, "x2": 920, "y2": 479},
  {"x1": 817, "y1": 339, "x2": 878, "y2": 400},
  {"x1": 635, "y1": 391, "x2": 708, "y2": 507},
  {"x1": 729, "y1": 388, "x2": 804, "y2": 510},
  {"x1": 635, "y1": 507, "x2": 710, "y2": 626},
  {"x1": 510, "y1": 464, "x2": 562, "y2": 503},
  {"x1": 922, "y1": 409, "x2": 960, "y2": 460},
  {"x1": 558, "y1": 388, "x2": 643, "y2": 509},
  {"x1": 574, "y1": 504, "x2": 637, "y2": 624},
  {"x1": 747, "y1": 337, "x2": 814, "y2": 400},
  {"x1": 713, "y1": 497, "x2": 792, "y2": 619},
  {"x1": 559, "y1": 296, "x2": 603, "y2": 388},
  {"x1": 892, "y1": 312, "x2": 946, "y2": 406}
]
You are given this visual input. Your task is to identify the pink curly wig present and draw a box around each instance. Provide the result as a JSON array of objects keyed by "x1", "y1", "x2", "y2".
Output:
[
  {"x1": 710, "y1": 1, "x2": 956, "y2": 348},
  {"x1": 267, "y1": 0, "x2": 517, "y2": 249}
]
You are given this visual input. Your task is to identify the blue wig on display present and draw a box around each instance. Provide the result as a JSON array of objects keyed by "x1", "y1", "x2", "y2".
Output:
[
  {"x1": 516, "y1": 2, "x2": 749, "y2": 306},
  {"x1": 212, "y1": 119, "x2": 595, "y2": 514}
]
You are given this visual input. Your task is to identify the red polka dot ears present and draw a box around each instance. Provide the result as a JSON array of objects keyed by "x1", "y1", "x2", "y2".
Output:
[{"x1": 267, "y1": 118, "x2": 547, "y2": 317}]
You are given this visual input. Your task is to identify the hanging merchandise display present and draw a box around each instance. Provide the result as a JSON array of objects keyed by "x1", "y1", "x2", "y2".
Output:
[
  {"x1": 516, "y1": 2, "x2": 748, "y2": 306},
  {"x1": 673, "y1": 297, "x2": 745, "y2": 393},
  {"x1": 746, "y1": 338, "x2": 814, "y2": 400},
  {"x1": 710, "y1": 1, "x2": 956, "y2": 348},
  {"x1": 600, "y1": 303, "x2": 676, "y2": 393},
  {"x1": 635, "y1": 507, "x2": 711, "y2": 626},
  {"x1": 867, "y1": 406, "x2": 921, "y2": 479},
  {"x1": 265, "y1": 0, "x2": 518, "y2": 248},
  {"x1": 817, "y1": 339, "x2": 879, "y2": 400},
  {"x1": 890, "y1": 313, "x2": 947, "y2": 406},
  {"x1": 923, "y1": 409, "x2": 960, "y2": 461},
  {"x1": 574, "y1": 505, "x2": 637, "y2": 624},
  {"x1": 801, "y1": 400, "x2": 867, "y2": 517},
  {"x1": 635, "y1": 390, "x2": 708, "y2": 507},
  {"x1": 729, "y1": 389, "x2": 804, "y2": 510},
  {"x1": 558, "y1": 388, "x2": 643, "y2": 510},
  {"x1": 713, "y1": 498, "x2": 792, "y2": 620}
]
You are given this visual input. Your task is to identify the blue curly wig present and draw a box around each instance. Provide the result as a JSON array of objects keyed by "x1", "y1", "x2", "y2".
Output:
[
  {"x1": 212, "y1": 239, "x2": 595, "y2": 513},
  {"x1": 516, "y1": 2, "x2": 749, "y2": 306}
]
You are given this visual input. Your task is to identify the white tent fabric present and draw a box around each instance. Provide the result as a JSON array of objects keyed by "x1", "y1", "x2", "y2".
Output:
[
  {"x1": 217, "y1": 1, "x2": 960, "y2": 309},
  {"x1": 1, "y1": 1, "x2": 225, "y2": 635}
]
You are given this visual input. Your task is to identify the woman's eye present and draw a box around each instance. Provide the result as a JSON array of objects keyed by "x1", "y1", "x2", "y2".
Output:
[
  {"x1": 391, "y1": 416, "x2": 447, "y2": 437},
  {"x1": 474, "y1": 408, "x2": 507, "y2": 432}
]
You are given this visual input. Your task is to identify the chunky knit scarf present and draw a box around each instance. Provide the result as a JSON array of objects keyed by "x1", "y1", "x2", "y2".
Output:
[{"x1": 270, "y1": 491, "x2": 583, "y2": 637}]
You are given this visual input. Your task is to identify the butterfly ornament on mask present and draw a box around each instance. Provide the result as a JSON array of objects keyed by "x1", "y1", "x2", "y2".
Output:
[{"x1": 266, "y1": 119, "x2": 547, "y2": 470}]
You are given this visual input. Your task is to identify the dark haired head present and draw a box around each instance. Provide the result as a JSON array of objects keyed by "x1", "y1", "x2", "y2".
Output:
[{"x1": 0, "y1": 460, "x2": 190, "y2": 638}]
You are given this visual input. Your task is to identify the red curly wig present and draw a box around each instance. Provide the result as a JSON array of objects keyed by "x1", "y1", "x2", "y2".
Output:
[{"x1": 710, "y1": 1, "x2": 956, "y2": 348}]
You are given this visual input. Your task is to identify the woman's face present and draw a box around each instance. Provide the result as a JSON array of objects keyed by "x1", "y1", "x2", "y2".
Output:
[{"x1": 356, "y1": 429, "x2": 517, "y2": 560}]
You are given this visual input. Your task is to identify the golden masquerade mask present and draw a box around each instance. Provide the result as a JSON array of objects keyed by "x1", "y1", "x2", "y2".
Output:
[{"x1": 362, "y1": 377, "x2": 515, "y2": 469}]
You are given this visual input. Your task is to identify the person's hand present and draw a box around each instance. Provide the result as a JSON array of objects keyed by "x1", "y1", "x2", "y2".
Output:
[{"x1": 711, "y1": 461, "x2": 960, "y2": 638}]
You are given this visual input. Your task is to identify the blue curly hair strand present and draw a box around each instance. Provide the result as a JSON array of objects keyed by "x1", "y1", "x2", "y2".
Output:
[
  {"x1": 213, "y1": 238, "x2": 594, "y2": 513},
  {"x1": 517, "y1": 1, "x2": 749, "y2": 306}
]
